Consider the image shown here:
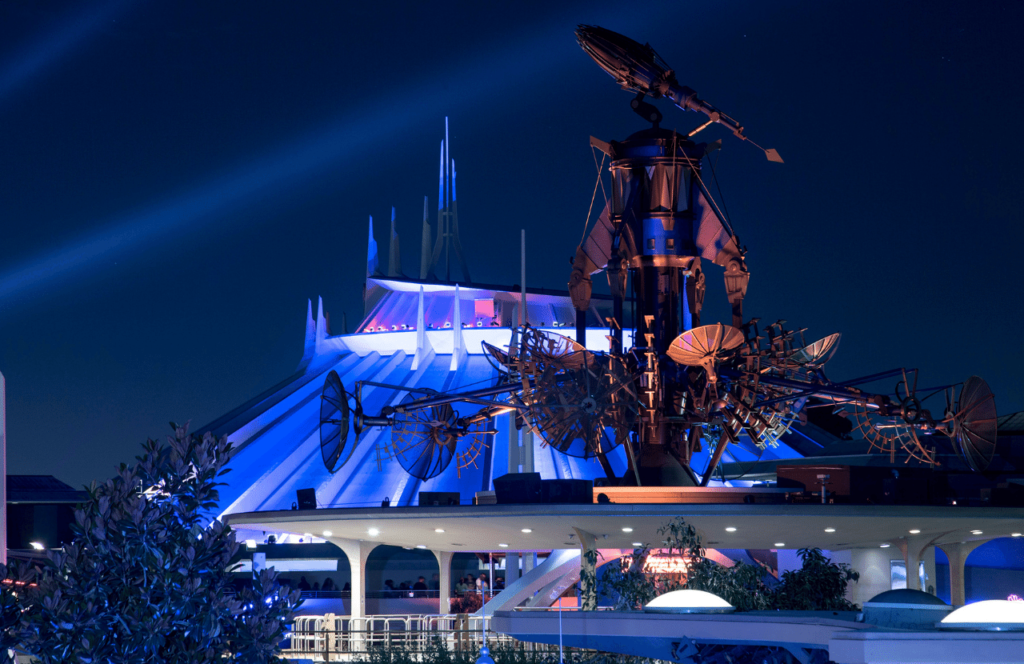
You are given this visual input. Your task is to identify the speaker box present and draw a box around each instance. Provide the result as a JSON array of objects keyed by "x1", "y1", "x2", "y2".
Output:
[
  {"x1": 418, "y1": 491, "x2": 461, "y2": 506},
  {"x1": 541, "y1": 479, "x2": 593, "y2": 504},
  {"x1": 296, "y1": 488, "x2": 317, "y2": 510},
  {"x1": 493, "y1": 472, "x2": 542, "y2": 504}
]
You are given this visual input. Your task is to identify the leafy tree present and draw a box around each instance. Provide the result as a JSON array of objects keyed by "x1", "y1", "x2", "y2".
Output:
[
  {"x1": 598, "y1": 517, "x2": 857, "y2": 613},
  {"x1": 773, "y1": 548, "x2": 860, "y2": 611},
  {"x1": 6, "y1": 423, "x2": 301, "y2": 663}
]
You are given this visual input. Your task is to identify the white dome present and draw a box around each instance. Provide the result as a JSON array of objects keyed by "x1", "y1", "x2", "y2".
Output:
[
  {"x1": 940, "y1": 600, "x2": 1024, "y2": 631},
  {"x1": 644, "y1": 589, "x2": 735, "y2": 614}
]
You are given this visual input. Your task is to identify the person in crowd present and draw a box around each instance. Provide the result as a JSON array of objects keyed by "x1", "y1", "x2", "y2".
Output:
[
  {"x1": 477, "y1": 574, "x2": 489, "y2": 593},
  {"x1": 494, "y1": 576, "x2": 505, "y2": 591},
  {"x1": 343, "y1": 582, "x2": 351, "y2": 592},
  {"x1": 312, "y1": 582, "x2": 320, "y2": 591},
  {"x1": 297, "y1": 576, "x2": 312, "y2": 591},
  {"x1": 456, "y1": 576, "x2": 469, "y2": 593},
  {"x1": 430, "y1": 573, "x2": 440, "y2": 591},
  {"x1": 383, "y1": 579, "x2": 395, "y2": 596},
  {"x1": 413, "y1": 576, "x2": 428, "y2": 596},
  {"x1": 322, "y1": 577, "x2": 335, "y2": 591}
]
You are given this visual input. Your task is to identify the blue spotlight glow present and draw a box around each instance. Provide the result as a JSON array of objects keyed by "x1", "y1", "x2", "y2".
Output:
[
  {"x1": 0, "y1": 0, "x2": 134, "y2": 99},
  {"x1": 0, "y1": 3, "x2": 684, "y2": 313}
]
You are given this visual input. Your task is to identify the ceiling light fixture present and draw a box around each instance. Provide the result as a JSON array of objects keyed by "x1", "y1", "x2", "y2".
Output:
[
  {"x1": 774, "y1": 543, "x2": 785, "y2": 547},
  {"x1": 1012, "y1": 533, "x2": 1022, "y2": 538},
  {"x1": 622, "y1": 527, "x2": 633, "y2": 533},
  {"x1": 435, "y1": 528, "x2": 445, "y2": 533},
  {"x1": 824, "y1": 528, "x2": 836, "y2": 533},
  {"x1": 416, "y1": 545, "x2": 427, "y2": 549},
  {"x1": 29, "y1": 542, "x2": 45, "y2": 551},
  {"x1": 880, "y1": 543, "x2": 891, "y2": 548},
  {"x1": 322, "y1": 530, "x2": 333, "y2": 537},
  {"x1": 725, "y1": 527, "x2": 737, "y2": 532},
  {"x1": 498, "y1": 543, "x2": 508, "y2": 548},
  {"x1": 368, "y1": 528, "x2": 380, "y2": 536},
  {"x1": 521, "y1": 528, "x2": 532, "y2": 533},
  {"x1": 909, "y1": 529, "x2": 921, "y2": 534},
  {"x1": 632, "y1": 542, "x2": 643, "y2": 547},
  {"x1": 971, "y1": 530, "x2": 983, "y2": 535}
]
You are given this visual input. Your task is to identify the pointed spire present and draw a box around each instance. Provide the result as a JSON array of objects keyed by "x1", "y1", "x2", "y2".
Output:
[
  {"x1": 367, "y1": 216, "x2": 379, "y2": 277},
  {"x1": 450, "y1": 284, "x2": 467, "y2": 371},
  {"x1": 451, "y1": 159, "x2": 456, "y2": 202},
  {"x1": 315, "y1": 296, "x2": 328, "y2": 345},
  {"x1": 412, "y1": 286, "x2": 435, "y2": 370},
  {"x1": 419, "y1": 196, "x2": 431, "y2": 280},
  {"x1": 387, "y1": 206, "x2": 402, "y2": 278},
  {"x1": 300, "y1": 298, "x2": 316, "y2": 367},
  {"x1": 445, "y1": 117, "x2": 450, "y2": 209},
  {"x1": 438, "y1": 140, "x2": 445, "y2": 211}
]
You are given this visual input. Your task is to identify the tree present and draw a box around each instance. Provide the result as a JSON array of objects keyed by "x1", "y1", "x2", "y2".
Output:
[
  {"x1": 597, "y1": 518, "x2": 857, "y2": 613},
  {"x1": 7, "y1": 423, "x2": 301, "y2": 663},
  {"x1": 772, "y1": 548, "x2": 860, "y2": 611}
]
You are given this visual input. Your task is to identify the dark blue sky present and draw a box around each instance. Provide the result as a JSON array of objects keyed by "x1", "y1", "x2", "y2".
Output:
[{"x1": 1, "y1": 1, "x2": 1021, "y2": 488}]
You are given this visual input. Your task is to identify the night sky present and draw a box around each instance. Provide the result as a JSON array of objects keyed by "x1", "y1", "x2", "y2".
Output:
[{"x1": 1, "y1": 1, "x2": 1021, "y2": 489}]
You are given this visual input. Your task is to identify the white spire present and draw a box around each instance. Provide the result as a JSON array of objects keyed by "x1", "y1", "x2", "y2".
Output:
[
  {"x1": 412, "y1": 286, "x2": 434, "y2": 371},
  {"x1": 366, "y1": 216, "x2": 379, "y2": 277}
]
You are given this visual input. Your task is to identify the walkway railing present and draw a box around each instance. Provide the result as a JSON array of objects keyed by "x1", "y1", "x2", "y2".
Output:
[{"x1": 282, "y1": 613, "x2": 546, "y2": 662}]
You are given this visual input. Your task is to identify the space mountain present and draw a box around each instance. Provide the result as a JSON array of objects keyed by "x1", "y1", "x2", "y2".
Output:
[{"x1": 202, "y1": 121, "x2": 856, "y2": 538}]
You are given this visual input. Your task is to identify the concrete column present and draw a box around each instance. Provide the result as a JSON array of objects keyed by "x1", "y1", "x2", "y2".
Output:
[
  {"x1": 894, "y1": 534, "x2": 943, "y2": 591},
  {"x1": 328, "y1": 538, "x2": 379, "y2": 619},
  {"x1": 524, "y1": 551, "x2": 537, "y2": 574},
  {"x1": 506, "y1": 553, "x2": 521, "y2": 584},
  {"x1": 434, "y1": 550, "x2": 454, "y2": 614},
  {"x1": 938, "y1": 540, "x2": 984, "y2": 606},
  {"x1": 573, "y1": 527, "x2": 598, "y2": 611}
]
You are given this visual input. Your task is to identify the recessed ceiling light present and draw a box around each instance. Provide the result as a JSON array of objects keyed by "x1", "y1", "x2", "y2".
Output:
[
  {"x1": 971, "y1": 530, "x2": 983, "y2": 535},
  {"x1": 725, "y1": 527, "x2": 737, "y2": 532},
  {"x1": 909, "y1": 529, "x2": 921, "y2": 534},
  {"x1": 1012, "y1": 533, "x2": 1022, "y2": 538},
  {"x1": 416, "y1": 545, "x2": 427, "y2": 549},
  {"x1": 435, "y1": 528, "x2": 445, "y2": 533},
  {"x1": 29, "y1": 542, "x2": 45, "y2": 550},
  {"x1": 774, "y1": 543, "x2": 785, "y2": 547},
  {"x1": 498, "y1": 543, "x2": 508, "y2": 548},
  {"x1": 632, "y1": 542, "x2": 643, "y2": 547},
  {"x1": 824, "y1": 528, "x2": 836, "y2": 533},
  {"x1": 880, "y1": 543, "x2": 891, "y2": 548},
  {"x1": 521, "y1": 528, "x2": 532, "y2": 533},
  {"x1": 368, "y1": 528, "x2": 380, "y2": 536},
  {"x1": 322, "y1": 530, "x2": 333, "y2": 537},
  {"x1": 622, "y1": 527, "x2": 633, "y2": 533}
]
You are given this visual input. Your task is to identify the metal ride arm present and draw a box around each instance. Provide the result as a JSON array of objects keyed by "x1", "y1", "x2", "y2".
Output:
[{"x1": 382, "y1": 382, "x2": 526, "y2": 416}]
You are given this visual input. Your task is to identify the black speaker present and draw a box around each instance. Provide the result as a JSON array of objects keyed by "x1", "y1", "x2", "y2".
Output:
[
  {"x1": 541, "y1": 479, "x2": 593, "y2": 504},
  {"x1": 493, "y1": 472, "x2": 543, "y2": 504},
  {"x1": 296, "y1": 488, "x2": 317, "y2": 510},
  {"x1": 419, "y1": 491, "x2": 460, "y2": 506}
]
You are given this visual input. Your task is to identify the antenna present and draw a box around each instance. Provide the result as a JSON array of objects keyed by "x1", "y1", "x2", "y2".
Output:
[
  {"x1": 667, "y1": 323, "x2": 745, "y2": 383},
  {"x1": 952, "y1": 376, "x2": 998, "y2": 472},
  {"x1": 319, "y1": 371, "x2": 358, "y2": 472}
]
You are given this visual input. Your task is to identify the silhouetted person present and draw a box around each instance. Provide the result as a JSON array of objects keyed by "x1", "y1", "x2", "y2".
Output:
[
  {"x1": 312, "y1": 582, "x2": 320, "y2": 591},
  {"x1": 430, "y1": 573, "x2": 440, "y2": 591},
  {"x1": 297, "y1": 576, "x2": 312, "y2": 591},
  {"x1": 413, "y1": 576, "x2": 428, "y2": 596},
  {"x1": 322, "y1": 577, "x2": 335, "y2": 591}
]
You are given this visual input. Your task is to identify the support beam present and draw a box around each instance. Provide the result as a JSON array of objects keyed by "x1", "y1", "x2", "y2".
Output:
[
  {"x1": 894, "y1": 533, "x2": 945, "y2": 592},
  {"x1": 573, "y1": 527, "x2": 598, "y2": 611},
  {"x1": 434, "y1": 550, "x2": 454, "y2": 614},
  {"x1": 506, "y1": 553, "x2": 521, "y2": 584},
  {"x1": 938, "y1": 540, "x2": 985, "y2": 606},
  {"x1": 327, "y1": 537, "x2": 379, "y2": 622}
]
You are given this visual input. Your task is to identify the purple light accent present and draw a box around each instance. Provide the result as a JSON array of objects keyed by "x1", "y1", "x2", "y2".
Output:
[
  {"x1": 438, "y1": 139, "x2": 445, "y2": 211},
  {"x1": 445, "y1": 117, "x2": 450, "y2": 209},
  {"x1": 452, "y1": 159, "x2": 457, "y2": 202}
]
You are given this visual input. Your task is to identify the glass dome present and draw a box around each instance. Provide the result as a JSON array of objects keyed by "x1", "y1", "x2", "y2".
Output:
[
  {"x1": 644, "y1": 589, "x2": 735, "y2": 614},
  {"x1": 940, "y1": 600, "x2": 1024, "y2": 631}
]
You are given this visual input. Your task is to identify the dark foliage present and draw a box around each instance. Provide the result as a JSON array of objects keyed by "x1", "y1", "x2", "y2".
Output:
[
  {"x1": 4, "y1": 423, "x2": 301, "y2": 663},
  {"x1": 772, "y1": 548, "x2": 860, "y2": 611}
]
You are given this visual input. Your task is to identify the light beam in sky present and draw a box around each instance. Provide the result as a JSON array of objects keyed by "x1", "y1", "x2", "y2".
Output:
[
  {"x1": 0, "y1": 0, "x2": 134, "y2": 100},
  {"x1": 0, "y1": 3, "x2": 685, "y2": 314}
]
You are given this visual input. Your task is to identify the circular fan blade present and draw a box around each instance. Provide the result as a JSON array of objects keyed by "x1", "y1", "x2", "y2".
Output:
[
  {"x1": 319, "y1": 370, "x2": 355, "y2": 473},
  {"x1": 391, "y1": 393, "x2": 457, "y2": 480},
  {"x1": 522, "y1": 352, "x2": 636, "y2": 458},
  {"x1": 788, "y1": 332, "x2": 841, "y2": 368},
  {"x1": 954, "y1": 376, "x2": 998, "y2": 473}
]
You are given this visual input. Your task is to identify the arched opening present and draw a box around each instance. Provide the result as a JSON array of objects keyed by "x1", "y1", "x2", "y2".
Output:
[
  {"x1": 936, "y1": 537, "x2": 1024, "y2": 604},
  {"x1": 366, "y1": 545, "x2": 441, "y2": 614}
]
